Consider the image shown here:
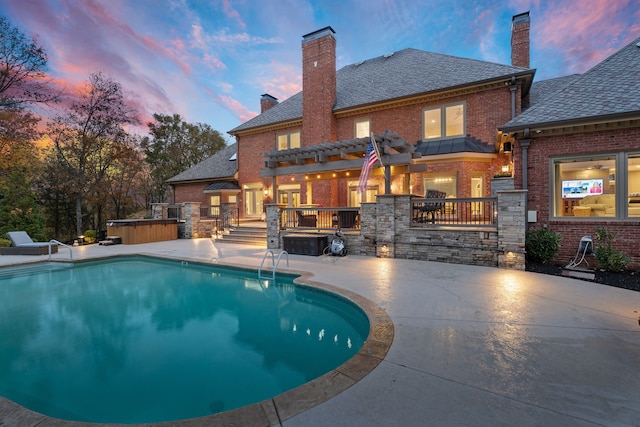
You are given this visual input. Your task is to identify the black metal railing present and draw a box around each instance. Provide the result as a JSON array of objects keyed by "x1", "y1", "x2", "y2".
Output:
[
  {"x1": 412, "y1": 197, "x2": 497, "y2": 227},
  {"x1": 167, "y1": 205, "x2": 183, "y2": 221},
  {"x1": 279, "y1": 207, "x2": 360, "y2": 230},
  {"x1": 220, "y1": 207, "x2": 239, "y2": 228},
  {"x1": 200, "y1": 205, "x2": 221, "y2": 218}
]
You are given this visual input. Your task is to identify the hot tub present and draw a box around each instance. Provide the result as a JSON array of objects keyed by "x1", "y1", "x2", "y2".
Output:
[{"x1": 106, "y1": 219, "x2": 178, "y2": 244}]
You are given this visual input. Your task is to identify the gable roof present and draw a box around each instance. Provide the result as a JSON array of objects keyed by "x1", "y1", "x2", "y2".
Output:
[
  {"x1": 230, "y1": 48, "x2": 533, "y2": 134},
  {"x1": 166, "y1": 143, "x2": 237, "y2": 183},
  {"x1": 501, "y1": 37, "x2": 640, "y2": 131}
]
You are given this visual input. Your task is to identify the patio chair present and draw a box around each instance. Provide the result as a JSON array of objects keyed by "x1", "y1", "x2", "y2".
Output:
[
  {"x1": 296, "y1": 210, "x2": 317, "y2": 227},
  {"x1": 416, "y1": 190, "x2": 447, "y2": 223},
  {"x1": 4, "y1": 231, "x2": 58, "y2": 255}
]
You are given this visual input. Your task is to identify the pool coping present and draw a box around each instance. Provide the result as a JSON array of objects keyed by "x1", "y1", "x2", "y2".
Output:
[{"x1": 0, "y1": 255, "x2": 394, "y2": 427}]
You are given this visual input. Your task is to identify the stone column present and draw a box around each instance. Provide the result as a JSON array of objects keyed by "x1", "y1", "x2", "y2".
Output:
[
  {"x1": 497, "y1": 190, "x2": 527, "y2": 270},
  {"x1": 375, "y1": 195, "x2": 396, "y2": 258},
  {"x1": 265, "y1": 204, "x2": 280, "y2": 249},
  {"x1": 183, "y1": 202, "x2": 201, "y2": 239},
  {"x1": 152, "y1": 203, "x2": 168, "y2": 219}
]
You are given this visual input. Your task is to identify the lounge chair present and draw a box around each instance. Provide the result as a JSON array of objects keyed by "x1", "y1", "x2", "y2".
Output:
[{"x1": 2, "y1": 231, "x2": 58, "y2": 255}]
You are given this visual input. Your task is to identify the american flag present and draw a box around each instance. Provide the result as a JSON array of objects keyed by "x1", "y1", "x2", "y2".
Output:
[{"x1": 357, "y1": 136, "x2": 380, "y2": 192}]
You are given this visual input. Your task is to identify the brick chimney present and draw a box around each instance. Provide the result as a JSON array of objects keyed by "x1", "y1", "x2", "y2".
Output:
[
  {"x1": 301, "y1": 26, "x2": 337, "y2": 146},
  {"x1": 511, "y1": 12, "x2": 530, "y2": 68},
  {"x1": 260, "y1": 94, "x2": 278, "y2": 113}
]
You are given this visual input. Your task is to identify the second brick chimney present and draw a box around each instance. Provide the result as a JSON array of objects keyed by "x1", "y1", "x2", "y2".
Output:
[
  {"x1": 260, "y1": 94, "x2": 278, "y2": 113},
  {"x1": 511, "y1": 12, "x2": 530, "y2": 68},
  {"x1": 301, "y1": 26, "x2": 337, "y2": 146}
]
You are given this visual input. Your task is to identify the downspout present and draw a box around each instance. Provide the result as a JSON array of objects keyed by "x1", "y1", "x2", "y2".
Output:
[
  {"x1": 520, "y1": 128, "x2": 532, "y2": 227},
  {"x1": 520, "y1": 129, "x2": 531, "y2": 190},
  {"x1": 509, "y1": 76, "x2": 517, "y2": 119}
]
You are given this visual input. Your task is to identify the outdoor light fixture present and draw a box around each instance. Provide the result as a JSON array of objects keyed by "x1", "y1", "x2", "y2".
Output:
[
  {"x1": 502, "y1": 141, "x2": 512, "y2": 153},
  {"x1": 263, "y1": 188, "x2": 269, "y2": 196}
]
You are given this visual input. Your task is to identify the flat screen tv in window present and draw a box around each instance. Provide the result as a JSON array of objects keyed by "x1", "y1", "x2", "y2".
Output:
[{"x1": 562, "y1": 179, "x2": 603, "y2": 198}]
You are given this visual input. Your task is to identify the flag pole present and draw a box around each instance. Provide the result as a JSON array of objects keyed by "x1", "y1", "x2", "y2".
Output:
[{"x1": 370, "y1": 132, "x2": 384, "y2": 168}]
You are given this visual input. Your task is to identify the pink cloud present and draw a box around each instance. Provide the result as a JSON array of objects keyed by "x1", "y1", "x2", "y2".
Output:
[
  {"x1": 534, "y1": 0, "x2": 638, "y2": 74},
  {"x1": 203, "y1": 54, "x2": 227, "y2": 71},
  {"x1": 217, "y1": 93, "x2": 257, "y2": 123},
  {"x1": 221, "y1": 0, "x2": 246, "y2": 30}
]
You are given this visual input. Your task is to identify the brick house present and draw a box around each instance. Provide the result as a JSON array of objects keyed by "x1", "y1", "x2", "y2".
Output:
[
  {"x1": 166, "y1": 142, "x2": 239, "y2": 216},
  {"x1": 501, "y1": 37, "x2": 640, "y2": 269},
  {"x1": 227, "y1": 13, "x2": 534, "y2": 220}
]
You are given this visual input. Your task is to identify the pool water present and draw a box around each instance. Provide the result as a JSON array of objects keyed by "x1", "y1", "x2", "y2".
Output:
[{"x1": 0, "y1": 256, "x2": 369, "y2": 424}]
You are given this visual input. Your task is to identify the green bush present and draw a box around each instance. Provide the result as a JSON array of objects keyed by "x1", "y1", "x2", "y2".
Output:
[
  {"x1": 594, "y1": 227, "x2": 630, "y2": 272},
  {"x1": 525, "y1": 227, "x2": 562, "y2": 263},
  {"x1": 0, "y1": 238, "x2": 11, "y2": 247},
  {"x1": 84, "y1": 230, "x2": 97, "y2": 244}
]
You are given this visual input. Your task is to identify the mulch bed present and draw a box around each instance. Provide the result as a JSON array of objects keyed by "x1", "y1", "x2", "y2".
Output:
[{"x1": 526, "y1": 262, "x2": 639, "y2": 292}]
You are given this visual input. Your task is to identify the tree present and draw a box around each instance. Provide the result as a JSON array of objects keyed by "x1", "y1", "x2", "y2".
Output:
[
  {"x1": 0, "y1": 169, "x2": 45, "y2": 240},
  {"x1": 0, "y1": 15, "x2": 56, "y2": 110},
  {"x1": 0, "y1": 108, "x2": 41, "y2": 181},
  {"x1": 141, "y1": 113, "x2": 227, "y2": 202},
  {"x1": 47, "y1": 72, "x2": 139, "y2": 236},
  {"x1": 105, "y1": 135, "x2": 147, "y2": 220}
]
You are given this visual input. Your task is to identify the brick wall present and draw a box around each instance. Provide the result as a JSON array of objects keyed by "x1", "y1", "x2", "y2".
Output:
[
  {"x1": 518, "y1": 126, "x2": 640, "y2": 269},
  {"x1": 335, "y1": 87, "x2": 513, "y2": 147},
  {"x1": 174, "y1": 182, "x2": 209, "y2": 204}
]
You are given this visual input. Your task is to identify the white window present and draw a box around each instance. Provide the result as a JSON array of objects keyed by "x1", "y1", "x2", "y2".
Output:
[
  {"x1": 355, "y1": 119, "x2": 370, "y2": 138},
  {"x1": 423, "y1": 103, "x2": 465, "y2": 139},
  {"x1": 277, "y1": 131, "x2": 301, "y2": 150}
]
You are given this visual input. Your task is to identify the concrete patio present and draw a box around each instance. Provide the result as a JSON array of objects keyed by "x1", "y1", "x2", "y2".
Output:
[{"x1": 1, "y1": 239, "x2": 640, "y2": 426}]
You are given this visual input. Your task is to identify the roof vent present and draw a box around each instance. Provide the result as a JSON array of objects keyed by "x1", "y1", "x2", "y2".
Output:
[
  {"x1": 637, "y1": 41, "x2": 640, "y2": 48},
  {"x1": 383, "y1": 52, "x2": 394, "y2": 58},
  {"x1": 355, "y1": 61, "x2": 364, "y2": 66}
]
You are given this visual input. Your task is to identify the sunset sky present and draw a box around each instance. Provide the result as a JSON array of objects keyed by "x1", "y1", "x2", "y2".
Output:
[{"x1": 1, "y1": 0, "x2": 638, "y2": 140}]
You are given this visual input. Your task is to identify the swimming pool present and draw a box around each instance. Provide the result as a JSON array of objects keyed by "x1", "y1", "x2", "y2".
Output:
[{"x1": 0, "y1": 256, "x2": 371, "y2": 424}]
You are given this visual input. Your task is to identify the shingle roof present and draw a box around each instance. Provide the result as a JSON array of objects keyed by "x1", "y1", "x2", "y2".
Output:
[
  {"x1": 230, "y1": 48, "x2": 532, "y2": 134},
  {"x1": 166, "y1": 143, "x2": 237, "y2": 183},
  {"x1": 415, "y1": 135, "x2": 495, "y2": 155},
  {"x1": 204, "y1": 181, "x2": 240, "y2": 191},
  {"x1": 502, "y1": 37, "x2": 640, "y2": 131},
  {"x1": 527, "y1": 74, "x2": 581, "y2": 108}
]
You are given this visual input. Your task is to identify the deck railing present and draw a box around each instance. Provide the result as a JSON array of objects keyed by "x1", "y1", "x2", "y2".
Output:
[
  {"x1": 411, "y1": 197, "x2": 497, "y2": 227},
  {"x1": 279, "y1": 207, "x2": 360, "y2": 230},
  {"x1": 167, "y1": 204, "x2": 183, "y2": 221}
]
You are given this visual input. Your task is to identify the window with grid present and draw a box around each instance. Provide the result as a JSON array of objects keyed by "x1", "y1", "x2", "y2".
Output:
[
  {"x1": 423, "y1": 103, "x2": 465, "y2": 139},
  {"x1": 277, "y1": 131, "x2": 301, "y2": 150}
]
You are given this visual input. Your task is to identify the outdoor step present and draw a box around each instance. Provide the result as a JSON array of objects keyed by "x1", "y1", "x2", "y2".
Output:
[
  {"x1": 218, "y1": 236, "x2": 266, "y2": 246},
  {"x1": 218, "y1": 225, "x2": 267, "y2": 246}
]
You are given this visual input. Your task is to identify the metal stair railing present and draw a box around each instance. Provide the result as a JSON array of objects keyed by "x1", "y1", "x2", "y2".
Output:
[
  {"x1": 258, "y1": 249, "x2": 289, "y2": 280},
  {"x1": 49, "y1": 239, "x2": 73, "y2": 260}
]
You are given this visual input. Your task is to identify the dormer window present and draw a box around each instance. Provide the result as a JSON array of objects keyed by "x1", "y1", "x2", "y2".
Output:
[{"x1": 423, "y1": 103, "x2": 465, "y2": 139}]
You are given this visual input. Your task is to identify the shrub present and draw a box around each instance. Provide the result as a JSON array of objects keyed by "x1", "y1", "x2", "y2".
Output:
[
  {"x1": 83, "y1": 230, "x2": 97, "y2": 244},
  {"x1": 594, "y1": 227, "x2": 630, "y2": 272},
  {"x1": 525, "y1": 227, "x2": 562, "y2": 263},
  {"x1": 0, "y1": 238, "x2": 11, "y2": 247}
]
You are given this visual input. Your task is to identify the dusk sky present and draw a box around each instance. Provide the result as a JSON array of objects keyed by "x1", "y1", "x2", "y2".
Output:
[{"x1": 1, "y1": 0, "x2": 638, "y2": 141}]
